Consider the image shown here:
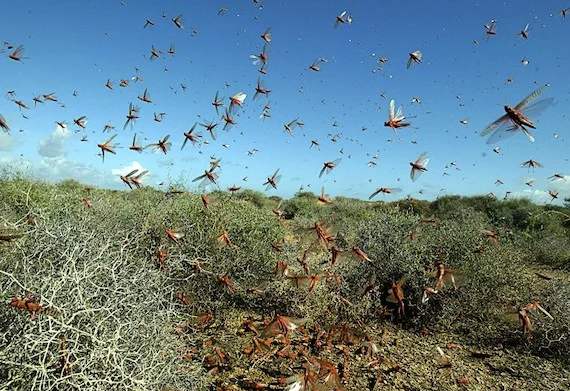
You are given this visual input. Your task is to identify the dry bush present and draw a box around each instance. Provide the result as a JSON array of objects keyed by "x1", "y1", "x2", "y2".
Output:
[
  {"x1": 0, "y1": 179, "x2": 207, "y2": 390},
  {"x1": 146, "y1": 194, "x2": 287, "y2": 313}
]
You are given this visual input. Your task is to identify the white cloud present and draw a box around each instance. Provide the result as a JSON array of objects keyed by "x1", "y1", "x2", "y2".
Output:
[
  {"x1": 0, "y1": 155, "x2": 32, "y2": 173},
  {"x1": 506, "y1": 176, "x2": 569, "y2": 205},
  {"x1": 548, "y1": 176, "x2": 570, "y2": 193},
  {"x1": 0, "y1": 132, "x2": 17, "y2": 151},
  {"x1": 110, "y1": 161, "x2": 147, "y2": 176},
  {"x1": 110, "y1": 161, "x2": 150, "y2": 185},
  {"x1": 508, "y1": 188, "x2": 567, "y2": 206},
  {"x1": 509, "y1": 189, "x2": 552, "y2": 204},
  {"x1": 37, "y1": 157, "x2": 114, "y2": 186},
  {"x1": 38, "y1": 124, "x2": 72, "y2": 158},
  {"x1": 0, "y1": 155, "x2": 116, "y2": 189}
]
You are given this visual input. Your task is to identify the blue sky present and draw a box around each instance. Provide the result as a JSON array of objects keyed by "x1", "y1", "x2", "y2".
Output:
[{"x1": 1, "y1": 0, "x2": 569, "y2": 204}]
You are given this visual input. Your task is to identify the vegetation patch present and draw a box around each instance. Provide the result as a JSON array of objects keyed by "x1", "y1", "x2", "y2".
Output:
[{"x1": 1, "y1": 177, "x2": 570, "y2": 390}]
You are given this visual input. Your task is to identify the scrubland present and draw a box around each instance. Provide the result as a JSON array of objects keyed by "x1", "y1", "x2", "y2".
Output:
[{"x1": 1, "y1": 174, "x2": 569, "y2": 390}]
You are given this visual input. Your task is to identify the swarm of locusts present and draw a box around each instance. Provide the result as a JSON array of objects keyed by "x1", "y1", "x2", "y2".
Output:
[
  {"x1": 1, "y1": 2, "x2": 560, "y2": 204},
  {"x1": 2, "y1": 3, "x2": 567, "y2": 390}
]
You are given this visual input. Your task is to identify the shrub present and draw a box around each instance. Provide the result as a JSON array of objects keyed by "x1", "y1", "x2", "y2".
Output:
[{"x1": 0, "y1": 185, "x2": 205, "y2": 390}]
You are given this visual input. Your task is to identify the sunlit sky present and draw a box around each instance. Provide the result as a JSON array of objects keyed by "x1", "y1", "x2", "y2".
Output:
[{"x1": 1, "y1": 0, "x2": 569, "y2": 204}]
